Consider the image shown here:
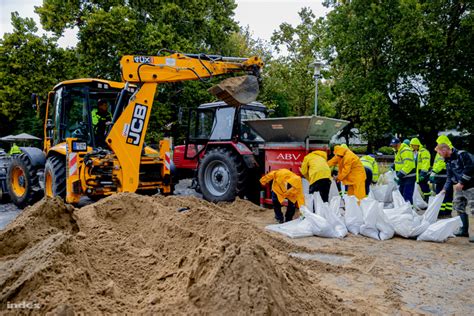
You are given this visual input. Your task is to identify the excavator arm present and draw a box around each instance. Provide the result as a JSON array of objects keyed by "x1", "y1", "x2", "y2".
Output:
[
  {"x1": 106, "y1": 52, "x2": 264, "y2": 193},
  {"x1": 120, "y1": 53, "x2": 263, "y2": 83}
]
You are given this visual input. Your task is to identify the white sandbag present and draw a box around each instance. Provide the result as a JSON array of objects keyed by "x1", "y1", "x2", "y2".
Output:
[
  {"x1": 329, "y1": 196, "x2": 342, "y2": 217},
  {"x1": 392, "y1": 190, "x2": 409, "y2": 208},
  {"x1": 359, "y1": 198, "x2": 381, "y2": 240},
  {"x1": 300, "y1": 206, "x2": 341, "y2": 238},
  {"x1": 265, "y1": 217, "x2": 314, "y2": 239},
  {"x1": 375, "y1": 202, "x2": 395, "y2": 240},
  {"x1": 316, "y1": 193, "x2": 348, "y2": 238},
  {"x1": 371, "y1": 183, "x2": 396, "y2": 203},
  {"x1": 417, "y1": 216, "x2": 463, "y2": 243},
  {"x1": 379, "y1": 170, "x2": 397, "y2": 185},
  {"x1": 343, "y1": 195, "x2": 364, "y2": 235},
  {"x1": 328, "y1": 180, "x2": 340, "y2": 202},
  {"x1": 304, "y1": 193, "x2": 314, "y2": 213},
  {"x1": 383, "y1": 192, "x2": 445, "y2": 238},
  {"x1": 413, "y1": 184, "x2": 428, "y2": 211},
  {"x1": 383, "y1": 205, "x2": 417, "y2": 238},
  {"x1": 422, "y1": 192, "x2": 445, "y2": 224},
  {"x1": 302, "y1": 179, "x2": 310, "y2": 195}
]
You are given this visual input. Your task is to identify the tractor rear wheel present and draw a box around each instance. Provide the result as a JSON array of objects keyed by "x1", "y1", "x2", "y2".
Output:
[
  {"x1": 44, "y1": 156, "x2": 66, "y2": 199},
  {"x1": 7, "y1": 154, "x2": 41, "y2": 208},
  {"x1": 198, "y1": 148, "x2": 247, "y2": 202}
]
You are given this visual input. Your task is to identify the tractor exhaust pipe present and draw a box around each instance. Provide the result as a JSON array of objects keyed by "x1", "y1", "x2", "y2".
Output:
[{"x1": 208, "y1": 75, "x2": 259, "y2": 107}]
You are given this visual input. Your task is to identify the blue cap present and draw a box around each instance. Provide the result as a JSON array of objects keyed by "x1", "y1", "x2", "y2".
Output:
[
  {"x1": 403, "y1": 139, "x2": 410, "y2": 145},
  {"x1": 390, "y1": 137, "x2": 401, "y2": 146}
]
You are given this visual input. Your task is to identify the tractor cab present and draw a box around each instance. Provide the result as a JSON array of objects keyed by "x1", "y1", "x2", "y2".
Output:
[
  {"x1": 45, "y1": 79, "x2": 136, "y2": 151},
  {"x1": 188, "y1": 101, "x2": 267, "y2": 146}
]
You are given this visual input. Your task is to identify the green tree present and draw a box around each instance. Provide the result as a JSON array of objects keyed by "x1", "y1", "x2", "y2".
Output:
[
  {"x1": 0, "y1": 12, "x2": 78, "y2": 137},
  {"x1": 267, "y1": 8, "x2": 336, "y2": 118},
  {"x1": 324, "y1": 0, "x2": 474, "y2": 150},
  {"x1": 35, "y1": 0, "x2": 241, "y2": 143}
]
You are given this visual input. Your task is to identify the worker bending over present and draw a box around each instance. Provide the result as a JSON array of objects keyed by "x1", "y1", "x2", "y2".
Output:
[
  {"x1": 260, "y1": 169, "x2": 305, "y2": 224},
  {"x1": 437, "y1": 143, "x2": 474, "y2": 242},
  {"x1": 300, "y1": 150, "x2": 332, "y2": 202},
  {"x1": 360, "y1": 154, "x2": 379, "y2": 194},
  {"x1": 390, "y1": 138, "x2": 416, "y2": 203},
  {"x1": 410, "y1": 138, "x2": 431, "y2": 201},
  {"x1": 328, "y1": 145, "x2": 366, "y2": 200}
]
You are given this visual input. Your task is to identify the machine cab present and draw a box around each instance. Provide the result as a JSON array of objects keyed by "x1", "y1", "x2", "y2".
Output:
[
  {"x1": 188, "y1": 101, "x2": 268, "y2": 146},
  {"x1": 44, "y1": 79, "x2": 136, "y2": 150}
]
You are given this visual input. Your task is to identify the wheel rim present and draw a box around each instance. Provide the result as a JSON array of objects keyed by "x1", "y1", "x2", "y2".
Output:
[
  {"x1": 45, "y1": 170, "x2": 53, "y2": 197},
  {"x1": 11, "y1": 166, "x2": 26, "y2": 197},
  {"x1": 204, "y1": 160, "x2": 231, "y2": 197}
]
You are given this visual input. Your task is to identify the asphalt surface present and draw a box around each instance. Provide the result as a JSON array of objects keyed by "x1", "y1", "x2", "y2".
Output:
[{"x1": 0, "y1": 202, "x2": 21, "y2": 230}]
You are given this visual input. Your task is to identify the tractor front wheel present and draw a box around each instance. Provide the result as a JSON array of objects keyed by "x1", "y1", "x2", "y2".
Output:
[{"x1": 44, "y1": 156, "x2": 66, "y2": 199}]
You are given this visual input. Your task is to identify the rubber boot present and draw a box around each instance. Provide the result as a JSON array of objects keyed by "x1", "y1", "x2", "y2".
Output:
[
  {"x1": 469, "y1": 214, "x2": 474, "y2": 243},
  {"x1": 455, "y1": 213, "x2": 469, "y2": 237}
]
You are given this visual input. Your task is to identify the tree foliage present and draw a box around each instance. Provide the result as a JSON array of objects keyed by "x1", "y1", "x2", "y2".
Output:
[
  {"x1": 1, "y1": 0, "x2": 473, "y2": 152},
  {"x1": 324, "y1": 0, "x2": 474, "y2": 149},
  {"x1": 0, "y1": 13, "x2": 78, "y2": 137}
]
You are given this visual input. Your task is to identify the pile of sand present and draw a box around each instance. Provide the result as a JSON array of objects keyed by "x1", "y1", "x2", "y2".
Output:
[{"x1": 0, "y1": 194, "x2": 357, "y2": 314}]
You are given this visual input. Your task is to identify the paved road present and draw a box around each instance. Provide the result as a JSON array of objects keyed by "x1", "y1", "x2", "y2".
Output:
[{"x1": 0, "y1": 203, "x2": 21, "y2": 230}]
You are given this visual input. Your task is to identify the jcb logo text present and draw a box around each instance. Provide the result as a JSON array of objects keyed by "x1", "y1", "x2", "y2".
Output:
[{"x1": 127, "y1": 104, "x2": 147, "y2": 146}]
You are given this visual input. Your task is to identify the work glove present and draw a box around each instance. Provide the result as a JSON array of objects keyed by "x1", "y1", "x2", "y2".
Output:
[
  {"x1": 419, "y1": 171, "x2": 428, "y2": 183},
  {"x1": 429, "y1": 172, "x2": 436, "y2": 183},
  {"x1": 396, "y1": 171, "x2": 405, "y2": 179}
]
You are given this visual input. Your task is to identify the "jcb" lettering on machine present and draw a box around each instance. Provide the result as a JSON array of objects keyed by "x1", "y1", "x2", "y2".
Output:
[{"x1": 127, "y1": 104, "x2": 148, "y2": 146}]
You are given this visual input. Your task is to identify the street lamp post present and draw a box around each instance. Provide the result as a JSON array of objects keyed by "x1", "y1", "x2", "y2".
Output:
[{"x1": 310, "y1": 60, "x2": 323, "y2": 116}]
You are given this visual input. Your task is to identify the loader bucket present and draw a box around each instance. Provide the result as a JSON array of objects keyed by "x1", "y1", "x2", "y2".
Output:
[{"x1": 208, "y1": 75, "x2": 259, "y2": 107}]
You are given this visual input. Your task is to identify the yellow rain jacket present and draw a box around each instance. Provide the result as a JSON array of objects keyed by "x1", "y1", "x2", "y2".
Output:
[
  {"x1": 410, "y1": 138, "x2": 431, "y2": 182},
  {"x1": 300, "y1": 150, "x2": 331, "y2": 185},
  {"x1": 360, "y1": 155, "x2": 379, "y2": 183},
  {"x1": 328, "y1": 146, "x2": 366, "y2": 200},
  {"x1": 260, "y1": 169, "x2": 305, "y2": 207},
  {"x1": 394, "y1": 143, "x2": 416, "y2": 177}
]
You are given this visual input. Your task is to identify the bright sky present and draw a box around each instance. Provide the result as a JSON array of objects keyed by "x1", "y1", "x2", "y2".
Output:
[{"x1": 0, "y1": 0, "x2": 329, "y2": 49}]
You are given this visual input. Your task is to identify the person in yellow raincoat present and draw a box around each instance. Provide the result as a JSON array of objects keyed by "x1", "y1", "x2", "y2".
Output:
[
  {"x1": 260, "y1": 169, "x2": 305, "y2": 223},
  {"x1": 300, "y1": 150, "x2": 331, "y2": 202},
  {"x1": 328, "y1": 145, "x2": 367, "y2": 200}
]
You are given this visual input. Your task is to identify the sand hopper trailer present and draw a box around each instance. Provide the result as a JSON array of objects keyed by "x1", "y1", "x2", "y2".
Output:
[{"x1": 173, "y1": 104, "x2": 348, "y2": 205}]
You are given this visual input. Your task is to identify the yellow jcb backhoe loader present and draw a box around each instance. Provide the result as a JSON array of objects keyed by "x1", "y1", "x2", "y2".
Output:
[{"x1": 6, "y1": 52, "x2": 263, "y2": 207}]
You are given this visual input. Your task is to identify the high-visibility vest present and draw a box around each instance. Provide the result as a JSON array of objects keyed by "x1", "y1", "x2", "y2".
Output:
[{"x1": 360, "y1": 155, "x2": 379, "y2": 182}]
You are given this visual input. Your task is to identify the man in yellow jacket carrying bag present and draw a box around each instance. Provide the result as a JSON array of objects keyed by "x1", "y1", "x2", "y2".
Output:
[
  {"x1": 260, "y1": 169, "x2": 305, "y2": 224},
  {"x1": 300, "y1": 150, "x2": 332, "y2": 202}
]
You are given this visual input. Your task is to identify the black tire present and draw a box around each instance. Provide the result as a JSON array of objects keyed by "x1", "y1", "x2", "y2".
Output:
[
  {"x1": 198, "y1": 148, "x2": 247, "y2": 202},
  {"x1": 44, "y1": 155, "x2": 66, "y2": 199},
  {"x1": 7, "y1": 154, "x2": 42, "y2": 208}
]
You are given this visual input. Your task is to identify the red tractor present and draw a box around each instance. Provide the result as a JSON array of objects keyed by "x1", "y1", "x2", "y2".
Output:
[{"x1": 173, "y1": 101, "x2": 348, "y2": 204}]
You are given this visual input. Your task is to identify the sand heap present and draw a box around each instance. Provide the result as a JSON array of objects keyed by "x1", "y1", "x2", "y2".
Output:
[{"x1": 0, "y1": 194, "x2": 357, "y2": 314}]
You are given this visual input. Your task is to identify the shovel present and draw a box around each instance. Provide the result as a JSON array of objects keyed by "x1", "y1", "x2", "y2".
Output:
[{"x1": 208, "y1": 75, "x2": 259, "y2": 107}]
